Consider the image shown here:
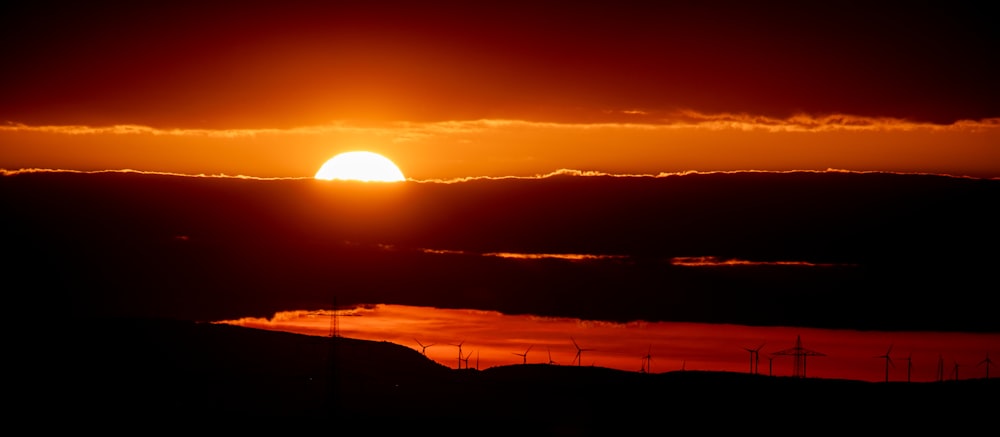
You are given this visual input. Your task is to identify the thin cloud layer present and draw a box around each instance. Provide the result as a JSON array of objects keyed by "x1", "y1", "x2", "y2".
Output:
[
  {"x1": 4, "y1": 113, "x2": 999, "y2": 180},
  {"x1": 5, "y1": 112, "x2": 996, "y2": 135}
]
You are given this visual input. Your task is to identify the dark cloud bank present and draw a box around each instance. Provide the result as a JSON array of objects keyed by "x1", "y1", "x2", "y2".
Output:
[{"x1": 5, "y1": 170, "x2": 998, "y2": 332}]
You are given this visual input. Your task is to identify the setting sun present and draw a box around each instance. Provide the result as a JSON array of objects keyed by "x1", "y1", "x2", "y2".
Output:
[{"x1": 314, "y1": 151, "x2": 406, "y2": 182}]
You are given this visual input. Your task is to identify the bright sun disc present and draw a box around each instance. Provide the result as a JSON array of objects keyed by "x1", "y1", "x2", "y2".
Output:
[{"x1": 314, "y1": 151, "x2": 406, "y2": 182}]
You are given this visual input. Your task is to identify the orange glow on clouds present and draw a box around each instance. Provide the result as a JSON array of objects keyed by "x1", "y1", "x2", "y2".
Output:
[
  {"x1": 482, "y1": 252, "x2": 628, "y2": 261},
  {"x1": 670, "y1": 256, "x2": 855, "y2": 267},
  {"x1": 217, "y1": 304, "x2": 1000, "y2": 383},
  {"x1": 3, "y1": 113, "x2": 998, "y2": 181}
]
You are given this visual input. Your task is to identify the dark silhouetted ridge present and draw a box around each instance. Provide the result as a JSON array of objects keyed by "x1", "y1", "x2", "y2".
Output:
[{"x1": 17, "y1": 318, "x2": 996, "y2": 432}]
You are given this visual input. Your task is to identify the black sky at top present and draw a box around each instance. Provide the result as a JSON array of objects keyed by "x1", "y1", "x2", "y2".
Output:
[{"x1": 2, "y1": 1, "x2": 997, "y2": 126}]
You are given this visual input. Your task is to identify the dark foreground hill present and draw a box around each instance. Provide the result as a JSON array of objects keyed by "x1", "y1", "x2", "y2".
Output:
[{"x1": 17, "y1": 317, "x2": 996, "y2": 432}]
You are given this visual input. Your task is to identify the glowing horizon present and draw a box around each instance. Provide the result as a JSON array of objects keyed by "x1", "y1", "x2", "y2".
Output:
[
  {"x1": 3, "y1": 113, "x2": 998, "y2": 181},
  {"x1": 217, "y1": 304, "x2": 1000, "y2": 383}
]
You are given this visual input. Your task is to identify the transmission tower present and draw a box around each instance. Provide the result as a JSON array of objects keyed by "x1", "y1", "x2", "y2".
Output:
[{"x1": 772, "y1": 335, "x2": 825, "y2": 378}]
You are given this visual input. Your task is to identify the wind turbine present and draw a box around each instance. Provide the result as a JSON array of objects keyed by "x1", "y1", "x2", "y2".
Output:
[
  {"x1": 875, "y1": 343, "x2": 894, "y2": 383},
  {"x1": 449, "y1": 340, "x2": 465, "y2": 369},
  {"x1": 512, "y1": 345, "x2": 533, "y2": 365},
  {"x1": 937, "y1": 354, "x2": 945, "y2": 382},
  {"x1": 641, "y1": 345, "x2": 654, "y2": 374},
  {"x1": 953, "y1": 361, "x2": 960, "y2": 381},
  {"x1": 414, "y1": 338, "x2": 435, "y2": 355},
  {"x1": 570, "y1": 337, "x2": 593, "y2": 367},
  {"x1": 547, "y1": 348, "x2": 558, "y2": 365},
  {"x1": 462, "y1": 350, "x2": 473, "y2": 370},
  {"x1": 902, "y1": 352, "x2": 913, "y2": 383},
  {"x1": 743, "y1": 343, "x2": 764, "y2": 375},
  {"x1": 978, "y1": 353, "x2": 994, "y2": 379}
]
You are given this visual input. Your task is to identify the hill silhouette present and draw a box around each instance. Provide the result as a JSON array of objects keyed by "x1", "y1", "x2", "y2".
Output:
[{"x1": 21, "y1": 317, "x2": 994, "y2": 432}]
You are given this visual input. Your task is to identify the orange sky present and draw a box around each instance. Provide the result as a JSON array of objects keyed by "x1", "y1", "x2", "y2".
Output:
[
  {"x1": 3, "y1": 116, "x2": 998, "y2": 180},
  {"x1": 2, "y1": 2, "x2": 999, "y2": 180},
  {"x1": 4, "y1": 2, "x2": 998, "y2": 386}
]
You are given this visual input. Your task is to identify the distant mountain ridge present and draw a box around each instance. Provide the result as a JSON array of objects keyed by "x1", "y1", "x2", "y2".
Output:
[{"x1": 5, "y1": 170, "x2": 998, "y2": 332}]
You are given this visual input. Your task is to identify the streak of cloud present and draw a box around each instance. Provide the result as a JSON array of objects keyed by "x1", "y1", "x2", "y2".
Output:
[
  {"x1": 5, "y1": 111, "x2": 997, "y2": 137},
  {"x1": 0, "y1": 167, "x2": 303, "y2": 180},
  {"x1": 6, "y1": 112, "x2": 996, "y2": 180}
]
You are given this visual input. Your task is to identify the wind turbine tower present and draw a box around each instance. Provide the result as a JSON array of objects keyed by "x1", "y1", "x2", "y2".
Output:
[
  {"x1": 462, "y1": 350, "x2": 473, "y2": 370},
  {"x1": 641, "y1": 345, "x2": 653, "y2": 374},
  {"x1": 979, "y1": 353, "x2": 994, "y2": 379},
  {"x1": 449, "y1": 341, "x2": 465, "y2": 369},
  {"x1": 876, "y1": 344, "x2": 894, "y2": 383},
  {"x1": 512, "y1": 345, "x2": 533, "y2": 365},
  {"x1": 743, "y1": 343, "x2": 764, "y2": 375},
  {"x1": 937, "y1": 354, "x2": 945, "y2": 382},
  {"x1": 902, "y1": 352, "x2": 913, "y2": 383},
  {"x1": 414, "y1": 338, "x2": 435, "y2": 356},
  {"x1": 571, "y1": 337, "x2": 594, "y2": 367}
]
